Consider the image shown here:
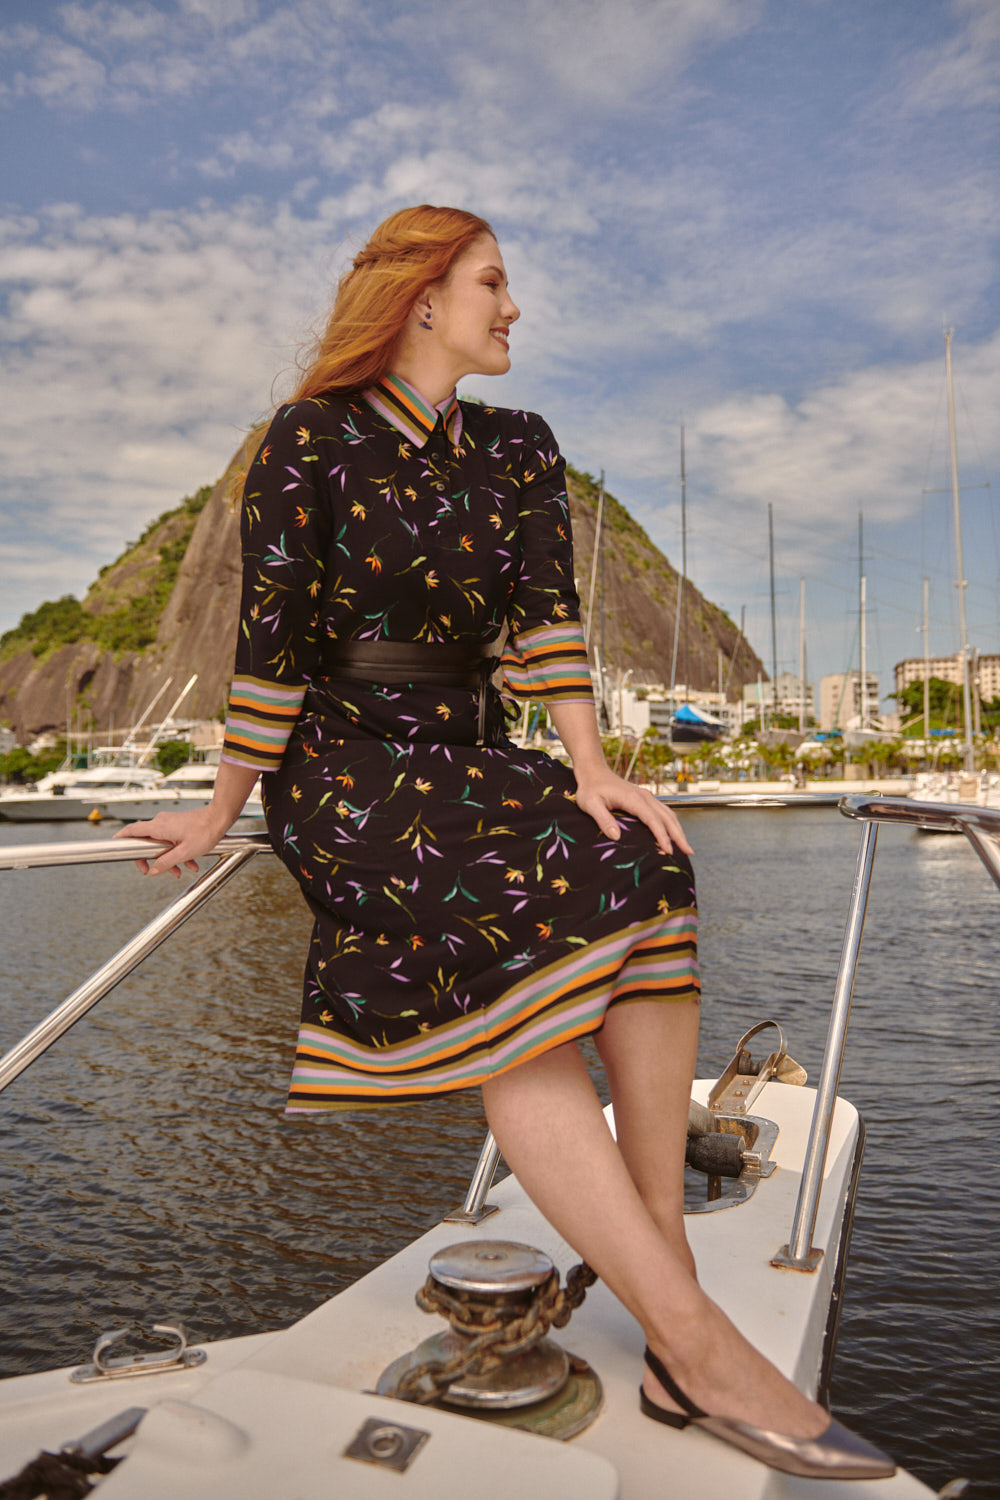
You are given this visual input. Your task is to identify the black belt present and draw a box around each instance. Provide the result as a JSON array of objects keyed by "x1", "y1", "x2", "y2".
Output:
[{"x1": 321, "y1": 638, "x2": 501, "y2": 745}]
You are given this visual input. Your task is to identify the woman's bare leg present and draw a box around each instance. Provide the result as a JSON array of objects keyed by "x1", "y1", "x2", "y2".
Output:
[
  {"x1": 593, "y1": 999, "x2": 699, "y2": 1276},
  {"x1": 481, "y1": 1039, "x2": 827, "y2": 1437}
]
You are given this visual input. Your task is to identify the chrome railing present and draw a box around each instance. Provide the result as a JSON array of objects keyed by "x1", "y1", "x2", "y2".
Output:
[
  {"x1": 774, "y1": 795, "x2": 1000, "y2": 1269},
  {"x1": 0, "y1": 833, "x2": 272, "y2": 1095}
]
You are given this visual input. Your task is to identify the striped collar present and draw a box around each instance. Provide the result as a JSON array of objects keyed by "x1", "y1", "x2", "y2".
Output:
[{"x1": 361, "y1": 373, "x2": 463, "y2": 449}]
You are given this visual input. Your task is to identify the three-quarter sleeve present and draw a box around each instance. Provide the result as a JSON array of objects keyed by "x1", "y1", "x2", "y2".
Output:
[
  {"x1": 501, "y1": 415, "x2": 594, "y2": 706},
  {"x1": 221, "y1": 404, "x2": 331, "y2": 771}
]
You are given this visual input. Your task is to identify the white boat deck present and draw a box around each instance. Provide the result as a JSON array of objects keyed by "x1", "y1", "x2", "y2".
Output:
[{"x1": 0, "y1": 1079, "x2": 936, "y2": 1497}]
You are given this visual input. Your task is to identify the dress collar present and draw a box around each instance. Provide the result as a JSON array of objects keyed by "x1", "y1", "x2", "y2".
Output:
[{"x1": 361, "y1": 372, "x2": 463, "y2": 449}]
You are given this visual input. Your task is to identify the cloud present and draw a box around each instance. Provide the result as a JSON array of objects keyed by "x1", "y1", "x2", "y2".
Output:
[{"x1": 896, "y1": 0, "x2": 1000, "y2": 115}]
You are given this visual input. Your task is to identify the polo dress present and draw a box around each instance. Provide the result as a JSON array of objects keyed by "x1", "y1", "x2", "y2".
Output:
[{"x1": 222, "y1": 374, "x2": 699, "y2": 1111}]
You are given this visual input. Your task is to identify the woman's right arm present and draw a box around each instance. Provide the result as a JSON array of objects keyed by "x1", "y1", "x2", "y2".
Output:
[{"x1": 114, "y1": 760, "x2": 261, "y2": 876}]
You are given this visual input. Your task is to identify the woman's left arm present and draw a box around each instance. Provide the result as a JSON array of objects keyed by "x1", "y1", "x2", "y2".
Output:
[{"x1": 547, "y1": 699, "x2": 692, "y2": 857}]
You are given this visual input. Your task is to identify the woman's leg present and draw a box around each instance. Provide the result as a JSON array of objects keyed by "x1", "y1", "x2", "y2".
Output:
[
  {"x1": 481, "y1": 1037, "x2": 827, "y2": 1437},
  {"x1": 593, "y1": 999, "x2": 699, "y2": 1276}
]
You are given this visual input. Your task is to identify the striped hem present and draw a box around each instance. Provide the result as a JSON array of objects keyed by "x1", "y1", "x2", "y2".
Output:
[
  {"x1": 222, "y1": 674, "x2": 306, "y2": 771},
  {"x1": 285, "y1": 908, "x2": 698, "y2": 1112},
  {"x1": 501, "y1": 621, "x2": 593, "y2": 703}
]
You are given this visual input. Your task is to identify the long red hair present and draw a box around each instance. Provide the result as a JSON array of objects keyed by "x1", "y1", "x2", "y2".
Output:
[{"x1": 290, "y1": 204, "x2": 495, "y2": 400}]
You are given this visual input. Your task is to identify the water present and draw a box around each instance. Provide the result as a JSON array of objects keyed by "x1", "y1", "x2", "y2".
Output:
[{"x1": 1, "y1": 809, "x2": 998, "y2": 1493}]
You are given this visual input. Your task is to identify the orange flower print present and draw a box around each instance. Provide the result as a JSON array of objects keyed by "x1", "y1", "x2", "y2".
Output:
[
  {"x1": 376, "y1": 933, "x2": 389, "y2": 946},
  {"x1": 505, "y1": 868, "x2": 525, "y2": 884},
  {"x1": 296, "y1": 426, "x2": 311, "y2": 446},
  {"x1": 336, "y1": 773, "x2": 354, "y2": 789},
  {"x1": 488, "y1": 512, "x2": 502, "y2": 529},
  {"x1": 414, "y1": 777, "x2": 433, "y2": 794},
  {"x1": 351, "y1": 501, "x2": 367, "y2": 520},
  {"x1": 536, "y1": 922, "x2": 552, "y2": 939},
  {"x1": 502, "y1": 797, "x2": 523, "y2": 809},
  {"x1": 308, "y1": 579, "x2": 321, "y2": 597},
  {"x1": 459, "y1": 534, "x2": 474, "y2": 552},
  {"x1": 260, "y1": 445, "x2": 272, "y2": 465},
  {"x1": 294, "y1": 506, "x2": 309, "y2": 528},
  {"x1": 409, "y1": 934, "x2": 425, "y2": 950},
  {"x1": 290, "y1": 786, "x2": 302, "y2": 801},
  {"x1": 466, "y1": 765, "x2": 484, "y2": 779},
  {"x1": 436, "y1": 703, "x2": 452, "y2": 720},
  {"x1": 551, "y1": 876, "x2": 569, "y2": 894},
  {"x1": 366, "y1": 553, "x2": 382, "y2": 573},
  {"x1": 425, "y1": 570, "x2": 438, "y2": 588}
]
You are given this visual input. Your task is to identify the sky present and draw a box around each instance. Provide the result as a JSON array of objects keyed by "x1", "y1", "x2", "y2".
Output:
[{"x1": 1, "y1": 0, "x2": 998, "y2": 710}]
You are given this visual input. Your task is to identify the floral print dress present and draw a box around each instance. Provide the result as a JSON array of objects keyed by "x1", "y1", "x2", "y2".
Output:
[{"x1": 222, "y1": 374, "x2": 699, "y2": 1111}]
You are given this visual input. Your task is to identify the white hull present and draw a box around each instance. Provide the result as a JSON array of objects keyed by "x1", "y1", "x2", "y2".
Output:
[
  {"x1": 0, "y1": 1080, "x2": 933, "y2": 1499},
  {"x1": 0, "y1": 786, "x2": 265, "y2": 824}
]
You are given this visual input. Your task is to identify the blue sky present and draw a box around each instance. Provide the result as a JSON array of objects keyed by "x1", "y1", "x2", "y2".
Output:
[{"x1": 1, "y1": 0, "x2": 997, "y2": 707}]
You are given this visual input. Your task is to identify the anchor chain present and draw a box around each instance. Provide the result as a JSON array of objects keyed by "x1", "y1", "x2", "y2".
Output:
[{"x1": 391, "y1": 1261, "x2": 597, "y2": 1405}]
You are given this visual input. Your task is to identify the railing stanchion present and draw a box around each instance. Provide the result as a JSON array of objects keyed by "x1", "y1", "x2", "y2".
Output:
[
  {"x1": 773, "y1": 819, "x2": 879, "y2": 1270},
  {"x1": 444, "y1": 1130, "x2": 502, "y2": 1224}
]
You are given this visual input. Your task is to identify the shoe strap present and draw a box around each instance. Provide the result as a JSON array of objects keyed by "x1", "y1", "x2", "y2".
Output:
[{"x1": 643, "y1": 1345, "x2": 706, "y2": 1419}]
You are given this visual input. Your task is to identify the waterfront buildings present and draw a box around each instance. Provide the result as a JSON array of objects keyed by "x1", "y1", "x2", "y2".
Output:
[
  {"x1": 894, "y1": 652, "x2": 1000, "y2": 703},
  {"x1": 818, "y1": 670, "x2": 879, "y2": 732}
]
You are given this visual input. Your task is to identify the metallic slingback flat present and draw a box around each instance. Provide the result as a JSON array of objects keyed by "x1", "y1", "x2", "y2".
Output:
[{"x1": 639, "y1": 1346, "x2": 896, "y2": 1481}]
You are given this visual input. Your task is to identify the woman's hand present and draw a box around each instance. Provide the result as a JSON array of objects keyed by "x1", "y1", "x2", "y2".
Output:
[
  {"x1": 113, "y1": 806, "x2": 230, "y2": 877},
  {"x1": 544, "y1": 700, "x2": 692, "y2": 856},
  {"x1": 573, "y1": 766, "x2": 693, "y2": 856}
]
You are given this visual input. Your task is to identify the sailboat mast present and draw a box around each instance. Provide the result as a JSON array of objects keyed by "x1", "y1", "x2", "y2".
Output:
[
  {"x1": 944, "y1": 328, "x2": 974, "y2": 772},
  {"x1": 929, "y1": 573, "x2": 935, "y2": 744},
  {"x1": 768, "y1": 503, "x2": 777, "y2": 706},
  {"x1": 798, "y1": 577, "x2": 806, "y2": 735},
  {"x1": 668, "y1": 429, "x2": 685, "y2": 707}
]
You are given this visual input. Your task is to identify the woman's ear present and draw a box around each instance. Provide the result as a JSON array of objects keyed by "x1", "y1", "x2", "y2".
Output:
[{"x1": 415, "y1": 296, "x2": 433, "y2": 332}]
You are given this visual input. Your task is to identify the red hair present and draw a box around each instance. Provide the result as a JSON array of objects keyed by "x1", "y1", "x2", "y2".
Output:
[{"x1": 290, "y1": 205, "x2": 495, "y2": 400}]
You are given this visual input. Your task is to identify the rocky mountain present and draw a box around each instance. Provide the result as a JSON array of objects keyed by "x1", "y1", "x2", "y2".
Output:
[{"x1": 0, "y1": 441, "x2": 763, "y2": 743}]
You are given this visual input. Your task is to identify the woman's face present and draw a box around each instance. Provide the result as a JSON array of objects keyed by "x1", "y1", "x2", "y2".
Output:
[{"x1": 427, "y1": 235, "x2": 520, "y2": 381}]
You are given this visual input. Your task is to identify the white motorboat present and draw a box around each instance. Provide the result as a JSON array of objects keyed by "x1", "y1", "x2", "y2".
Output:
[
  {"x1": 0, "y1": 762, "x2": 165, "y2": 822},
  {"x1": 0, "y1": 758, "x2": 265, "y2": 825},
  {"x1": 0, "y1": 795, "x2": 985, "y2": 1498}
]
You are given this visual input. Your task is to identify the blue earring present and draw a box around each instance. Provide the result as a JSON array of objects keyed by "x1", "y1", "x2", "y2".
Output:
[{"x1": 418, "y1": 312, "x2": 432, "y2": 330}]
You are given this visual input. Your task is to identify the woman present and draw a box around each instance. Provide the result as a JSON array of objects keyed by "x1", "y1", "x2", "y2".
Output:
[{"x1": 119, "y1": 205, "x2": 892, "y2": 1480}]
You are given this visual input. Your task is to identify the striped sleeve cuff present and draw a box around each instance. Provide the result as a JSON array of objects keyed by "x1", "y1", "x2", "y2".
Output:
[
  {"x1": 501, "y1": 622, "x2": 594, "y2": 704},
  {"x1": 221, "y1": 674, "x2": 307, "y2": 772}
]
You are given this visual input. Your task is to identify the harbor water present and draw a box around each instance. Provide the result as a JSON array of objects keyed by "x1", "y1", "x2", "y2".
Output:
[{"x1": 1, "y1": 807, "x2": 998, "y2": 1492}]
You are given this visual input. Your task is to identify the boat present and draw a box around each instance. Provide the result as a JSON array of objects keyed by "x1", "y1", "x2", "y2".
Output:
[
  {"x1": 667, "y1": 701, "x2": 726, "y2": 748},
  {"x1": 0, "y1": 755, "x2": 265, "y2": 825},
  {"x1": 0, "y1": 759, "x2": 166, "y2": 822},
  {"x1": 0, "y1": 795, "x2": 983, "y2": 1497}
]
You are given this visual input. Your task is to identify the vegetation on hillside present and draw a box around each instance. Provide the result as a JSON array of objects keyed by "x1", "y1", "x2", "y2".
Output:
[{"x1": 0, "y1": 486, "x2": 213, "y2": 664}]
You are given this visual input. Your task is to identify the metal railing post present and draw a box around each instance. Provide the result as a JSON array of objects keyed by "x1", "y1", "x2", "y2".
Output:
[
  {"x1": 0, "y1": 843, "x2": 266, "y2": 1095},
  {"x1": 444, "y1": 1130, "x2": 502, "y2": 1224},
  {"x1": 773, "y1": 819, "x2": 879, "y2": 1270}
]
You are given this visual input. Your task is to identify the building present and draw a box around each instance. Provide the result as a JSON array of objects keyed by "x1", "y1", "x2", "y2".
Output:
[
  {"x1": 894, "y1": 652, "x2": 1000, "y2": 704},
  {"x1": 819, "y1": 671, "x2": 879, "y2": 732},
  {"x1": 741, "y1": 672, "x2": 815, "y2": 724}
]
